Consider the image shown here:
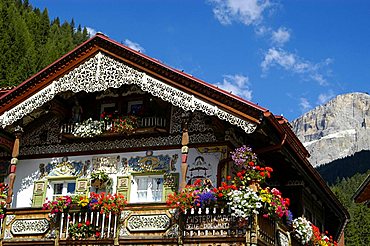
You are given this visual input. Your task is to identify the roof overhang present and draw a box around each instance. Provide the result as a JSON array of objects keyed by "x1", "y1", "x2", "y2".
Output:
[
  {"x1": 353, "y1": 174, "x2": 370, "y2": 205},
  {"x1": 0, "y1": 34, "x2": 266, "y2": 134},
  {"x1": 0, "y1": 51, "x2": 258, "y2": 134}
]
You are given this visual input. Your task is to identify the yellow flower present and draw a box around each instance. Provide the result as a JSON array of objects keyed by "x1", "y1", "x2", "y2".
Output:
[{"x1": 78, "y1": 198, "x2": 89, "y2": 207}]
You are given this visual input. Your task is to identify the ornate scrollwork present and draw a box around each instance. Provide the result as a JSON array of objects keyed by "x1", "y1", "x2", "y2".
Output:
[
  {"x1": 163, "y1": 224, "x2": 179, "y2": 238},
  {"x1": 5, "y1": 214, "x2": 15, "y2": 226},
  {"x1": 20, "y1": 133, "x2": 216, "y2": 156},
  {"x1": 127, "y1": 214, "x2": 170, "y2": 232},
  {"x1": 10, "y1": 219, "x2": 49, "y2": 235},
  {"x1": 0, "y1": 52, "x2": 257, "y2": 134}
]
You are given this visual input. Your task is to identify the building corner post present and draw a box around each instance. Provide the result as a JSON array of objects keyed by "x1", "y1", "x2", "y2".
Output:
[
  {"x1": 180, "y1": 112, "x2": 191, "y2": 190},
  {"x1": 6, "y1": 126, "x2": 23, "y2": 208}
]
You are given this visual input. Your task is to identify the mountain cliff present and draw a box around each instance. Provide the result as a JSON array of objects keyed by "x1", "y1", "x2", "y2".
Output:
[{"x1": 291, "y1": 92, "x2": 370, "y2": 167}]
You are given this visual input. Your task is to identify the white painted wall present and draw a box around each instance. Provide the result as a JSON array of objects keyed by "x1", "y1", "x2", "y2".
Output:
[{"x1": 13, "y1": 147, "x2": 223, "y2": 208}]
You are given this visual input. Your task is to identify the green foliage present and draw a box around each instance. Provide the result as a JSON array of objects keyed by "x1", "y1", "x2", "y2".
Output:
[
  {"x1": 0, "y1": 0, "x2": 89, "y2": 87},
  {"x1": 317, "y1": 150, "x2": 370, "y2": 184},
  {"x1": 330, "y1": 171, "x2": 370, "y2": 246}
]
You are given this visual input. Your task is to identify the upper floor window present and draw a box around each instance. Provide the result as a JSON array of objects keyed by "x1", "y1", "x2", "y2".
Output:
[
  {"x1": 48, "y1": 180, "x2": 76, "y2": 201},
  {"x1": 130, "y1": 175, "x2": 163, "y2": 203}
]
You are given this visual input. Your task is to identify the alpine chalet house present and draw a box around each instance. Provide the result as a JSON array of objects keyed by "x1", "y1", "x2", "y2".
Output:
[
  {"x1": 354, "y1": 174, "x2": 370, "y2": 207},
  {"x1": 0, "y1": 34, "x2": 348, "y2": 246}
]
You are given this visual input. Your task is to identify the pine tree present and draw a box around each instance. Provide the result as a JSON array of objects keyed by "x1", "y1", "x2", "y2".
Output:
[{"x1": 0, "y1": 0, "x2": 89, "y2": 87}]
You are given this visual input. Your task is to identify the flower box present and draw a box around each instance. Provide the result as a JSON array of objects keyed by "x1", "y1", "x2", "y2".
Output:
[{"x1": 91, "y1": 179, "x2": 109, "y2": 189}]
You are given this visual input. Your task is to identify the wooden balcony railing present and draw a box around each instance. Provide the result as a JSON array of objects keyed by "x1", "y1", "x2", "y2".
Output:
[
  {"x1": 60, "y1": 116, "x2": 167, "y2": 136},
  {"x1": 1, "y1": 205, "x2": 295, "y2": 246},
  {"x1": 182, "y1": 206, "x2": 246, "y2": 238},
  {"x1": 58, "y1": 210, "x2": 119, "y2": 240}
]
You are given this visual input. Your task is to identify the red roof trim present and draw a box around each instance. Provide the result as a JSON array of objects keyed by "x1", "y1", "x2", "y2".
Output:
[
  {"x1": 0, "y1": 33, "x2": 266, "y2": 121},
  {"x1": 95, "y1": 33, "x2": 267, "y2": 112}
]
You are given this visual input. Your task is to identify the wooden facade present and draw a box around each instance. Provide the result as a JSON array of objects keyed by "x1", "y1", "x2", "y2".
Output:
[
  {"x1": 354, "y1": 174, "x2": 370, "y2": 207},
  {"x1": 0, "y1": 33, "x2": 348, "y2": 245}
]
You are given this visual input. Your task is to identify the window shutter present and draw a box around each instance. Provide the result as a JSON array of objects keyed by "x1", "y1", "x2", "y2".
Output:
[
  {"x1": 32, "y1": 180, "x2": 48, "y2": 207},
  {"x1": 162, "y1": 173, "x2": 179, "y2": 201},
  {"x1": 116, "y1": 176, "x2": 131, "y2": 202},
  {"x1": 75, "y1": 178, "x2": 90, "y2": 195}
]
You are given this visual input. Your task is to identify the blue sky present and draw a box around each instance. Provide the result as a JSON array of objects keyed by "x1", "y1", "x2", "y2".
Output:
[{"x1": 30, "y1": 0, "x2": 370, "y2": 121}]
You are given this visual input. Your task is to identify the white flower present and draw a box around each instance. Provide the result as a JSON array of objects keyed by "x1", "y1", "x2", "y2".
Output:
[
  {"x1": 73, "y1": 118, "x2": 103, "y2": 138},
  {"x1": 228, "y1": 187, "x2": 262, "y2": 218},
  {"x1": 292, "y1": 217, "x2": 313, "y2": 244}
]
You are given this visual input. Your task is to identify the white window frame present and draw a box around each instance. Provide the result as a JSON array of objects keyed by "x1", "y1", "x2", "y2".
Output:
[
  {"x1": 46, "y1": 179, "x2": 76, "y2": 201},
  {"x1": 130, "y1": 175, "x2": 163, "y2": 203}
]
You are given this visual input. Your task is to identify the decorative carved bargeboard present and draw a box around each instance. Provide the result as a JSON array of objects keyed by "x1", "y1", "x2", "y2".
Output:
[
  {"x1": 10, "y1": 219, "x2": 49, "y2": 235},
  {"x1": 127, "y1": 214, "x2": 170, "y2": 232},
  {"x1": 0, "y1": 52, "x2": 257, "y2": 134}
]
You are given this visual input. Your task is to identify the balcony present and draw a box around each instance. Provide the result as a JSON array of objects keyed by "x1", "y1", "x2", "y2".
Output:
[
  {"x1": 60, "y1": 116, "x2": 168, "y2": 139},
  {"x1": 0, "y1": 204, "x2": 295, "y2": 246}
]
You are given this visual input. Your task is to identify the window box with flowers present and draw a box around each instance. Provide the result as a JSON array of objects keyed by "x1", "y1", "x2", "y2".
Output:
[
  {"x1": 100, "y1": 112, "x2": 138, "y2": 134},
  {"x1": 0, "y1": 199, "x2": 6, "y2": 219},
  {"x1": 90, "y1": 171, "x2": 112, "y2": 189},
  {"x1": 0, "y1": 182, "x2": 8, "y2": 202},
  {"x1": 166, "y1": 146, "x2": 338, "y2": 245},
  {"x1": 72, "y1": 118, "x2": 104, "y2": 138},
  {"x1": 167, "y1": 146, "x2": 289, "y2": 219},
  {"x1": 292, "y1": 216, "x2": 338, "y2": 246},
  {"x1": 42, "y1": 192, "x2": 127, "y2": 217},
  {"x1": 68, "y1": 220, "x2": 100, "y2": 239}
]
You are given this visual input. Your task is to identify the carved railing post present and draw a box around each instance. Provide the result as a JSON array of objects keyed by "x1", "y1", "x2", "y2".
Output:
[
  {"x1": 180, "y1": 112, "x2": 191, "y2": 190},
  {"x1": 6, "y1": 126, "x2": 23, "y2": 208},
  {"x1": 245, "y1": 215, "x2": 258, "y2": 246}
]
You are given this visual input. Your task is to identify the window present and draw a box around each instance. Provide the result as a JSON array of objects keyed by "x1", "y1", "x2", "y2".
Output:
[
  {"x1": 100, "y1": 103, "x2": 116, "y2": 114},
  {"x1": 48, "y1": 180, "x2": 76, "y2": 200},
  {"x1": 127, "y1": 100, "x2": 143, "y2": 115},
  {"x1": 130, "y1": 175, "x2": 163, "y2": 203}
]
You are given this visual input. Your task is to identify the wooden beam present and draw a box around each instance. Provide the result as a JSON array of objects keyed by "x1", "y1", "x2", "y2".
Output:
[{"x1": 6, "y1": 126, "x2": 23, "y2": 208}]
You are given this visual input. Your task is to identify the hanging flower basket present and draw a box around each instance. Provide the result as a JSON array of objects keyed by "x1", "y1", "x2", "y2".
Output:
[
  {"x1": 91, "y1": 179, "x2": 109, "y2": 189},
  {"x1": 90, "y1": 171, "x2": 112, "y2": 189}
]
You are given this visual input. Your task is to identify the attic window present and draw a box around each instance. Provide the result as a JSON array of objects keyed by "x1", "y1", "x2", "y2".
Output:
[{"x1": 127, "y1": 100, "x2": 143, "y2": 115}]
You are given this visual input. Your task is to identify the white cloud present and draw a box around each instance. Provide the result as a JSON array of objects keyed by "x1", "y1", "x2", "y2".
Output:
[
  {"x1": 123, "y1": 39, "x2": 146, "y2": 52},
  {"x1": 299, "y1": 97, "x2": 311, "y2": 111},
  {"x1": 271, "y1": 27, "x2": 290, "y2": 46},
  {"x1": 214, "y1": 74, "x2": 252, "y2": 100},
  {"x1": 209, "y1": 0, "x2": 272, "y2": 26},
  {"x1": 317, "y1": 90, "x2": 335, "y2": 105},
  {"x1": 254, "y1": 25, "x2": 270, "y2": 36},
  {"x1": 261, "y1": 48, "x2": 332, "y2": 86},
  {"x1": 85, "y1": 27, "x2": 97, "y2": 37}
]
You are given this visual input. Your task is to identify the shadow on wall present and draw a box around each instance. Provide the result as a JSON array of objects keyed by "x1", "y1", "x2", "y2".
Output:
[{"x1": 14, "y1": 170, "x2": 39, "y2": 207}]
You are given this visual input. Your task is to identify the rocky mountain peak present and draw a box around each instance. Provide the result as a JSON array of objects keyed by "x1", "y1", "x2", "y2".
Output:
[{"x1": 291, "y1": 92, "x2": 370, "y2": 166}]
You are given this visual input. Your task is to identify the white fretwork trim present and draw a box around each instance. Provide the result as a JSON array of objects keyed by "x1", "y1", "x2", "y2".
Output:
[{"x1": 0, "y1": 52, "x2": 257, "y2": 133}]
